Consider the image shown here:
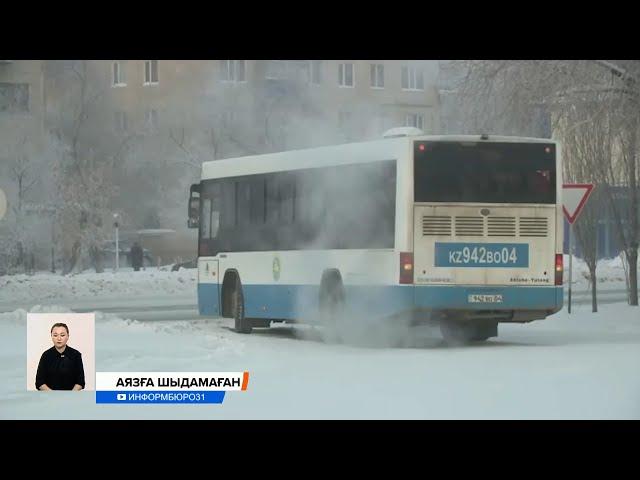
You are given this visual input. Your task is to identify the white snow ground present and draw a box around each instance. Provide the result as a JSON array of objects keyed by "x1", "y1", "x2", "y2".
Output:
[{"x1": 1, "y1": 256, "x2": 638, "y2": 419}]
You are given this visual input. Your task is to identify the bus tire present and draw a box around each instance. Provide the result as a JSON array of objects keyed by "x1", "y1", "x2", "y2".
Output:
[{"x1": 233, "y1": 280, "x2": 252, "y2": 334}]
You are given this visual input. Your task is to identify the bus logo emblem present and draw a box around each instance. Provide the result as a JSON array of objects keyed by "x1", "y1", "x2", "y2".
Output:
[{"x1": 273, "y1": 256, "x2": 281, "y2": 281}]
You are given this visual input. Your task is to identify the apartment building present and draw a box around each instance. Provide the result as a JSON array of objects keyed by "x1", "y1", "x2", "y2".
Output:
[
  {"x1": 0, "y1": 60, "x2": 47, "y2": 172},
  {"x1": 99, "y1": 60, "x2": 441, "y2": 153},
  {"x1": 0, "y1": 60, "x2": 50, "y2": 271}
]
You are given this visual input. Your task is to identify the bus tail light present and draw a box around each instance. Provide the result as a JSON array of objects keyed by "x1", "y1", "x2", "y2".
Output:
[
  {"x1": 400, "y1": 252, "x2": 414, "y2": 284},
  {"x1": 555, "y1": 254, "x2": 563, "y2": 285}
]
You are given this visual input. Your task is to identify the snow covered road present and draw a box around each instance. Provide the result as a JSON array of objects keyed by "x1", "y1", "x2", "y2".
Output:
[
  {"x1": 2, "y1": 301, "x2": 639, "y2": 420},
  {"x1": 0, "y1": 289, "x2": 627, "y2": 322}
]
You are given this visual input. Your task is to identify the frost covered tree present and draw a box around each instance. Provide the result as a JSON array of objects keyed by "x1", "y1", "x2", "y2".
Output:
[
  {"x1": 45, "y1": 60, "x2": 138, "y2": 274},
  {"x1": 559, "y1": 103, "x2": 611, "y2": 312},
  {"x1": 0, "y1": 136, "x2": 43, "y2": 273}
]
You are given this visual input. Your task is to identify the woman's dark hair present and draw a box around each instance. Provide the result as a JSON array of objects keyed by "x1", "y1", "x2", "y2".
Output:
[{"x1": 50, "y1": 323, "x2": 69, "y2": 334}]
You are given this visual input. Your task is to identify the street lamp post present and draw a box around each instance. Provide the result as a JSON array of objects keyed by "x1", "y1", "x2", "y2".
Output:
[
  {"x1": 113, "y1": 213, "x2": 120, "y2": 272},
  {"x1": 51, "y1": 218, "x2": 55, "y2": 273}
]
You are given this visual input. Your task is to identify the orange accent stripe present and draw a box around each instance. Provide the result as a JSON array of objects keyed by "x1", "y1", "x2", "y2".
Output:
[{"x1": 242, "y1": 371, "x2": 249, "y2": 391}]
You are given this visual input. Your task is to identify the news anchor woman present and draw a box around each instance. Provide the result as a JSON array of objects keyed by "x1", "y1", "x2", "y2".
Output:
[{"x1": 35, "y1": 323, "x2": 85, "y2": 391}]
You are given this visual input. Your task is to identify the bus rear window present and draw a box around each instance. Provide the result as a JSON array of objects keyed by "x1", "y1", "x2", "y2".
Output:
[{"x1": 414, "y1": 141, "x2": 556, "y2": 204}]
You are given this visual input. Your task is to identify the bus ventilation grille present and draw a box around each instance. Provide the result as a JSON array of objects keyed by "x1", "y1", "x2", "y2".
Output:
[
  {"x1": 488, "y1": 217, "x2": 516, "y2": 237},
  {"x1": 422, "y1": 216, "x2": 452, "y2": 236},
  {"x1": 455, "y1": 216, "x2": 484, "y2": 236},
  {"x1": 519, "y1": 217, "x2": 548, "y2": 237},
  {"x1": 422, "y1": 215, "x2": 548, "y2": 238}
]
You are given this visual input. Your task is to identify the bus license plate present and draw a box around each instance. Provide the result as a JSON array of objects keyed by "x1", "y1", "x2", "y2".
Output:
[
  {"x1": 435, "y1": 242, "x2": 529, "y2": 268},
  {"x1": 468, "y1": 294, "x2": 503, "y2": 303}
]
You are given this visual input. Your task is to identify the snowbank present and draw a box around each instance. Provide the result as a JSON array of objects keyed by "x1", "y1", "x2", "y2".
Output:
[
  {"x1": 0, "y1": 267, "x2": 197, "y2": 304},
  {"x1": 564, "y1": 254, "x2": 632, "y2": 290}
]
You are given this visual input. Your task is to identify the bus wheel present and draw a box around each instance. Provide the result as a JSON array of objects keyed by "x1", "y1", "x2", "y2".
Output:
[{"x1": 233, "y1": 280, "x2": 252, "y2": 334}]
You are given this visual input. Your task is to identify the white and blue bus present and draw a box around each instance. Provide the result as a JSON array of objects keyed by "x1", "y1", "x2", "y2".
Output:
[{"x1": 188, "y1": 129, "x2": 563, "y2": 344}]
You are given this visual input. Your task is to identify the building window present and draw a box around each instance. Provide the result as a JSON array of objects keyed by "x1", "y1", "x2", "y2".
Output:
[
  {"x1": 112, "y1": 61, "x2": 126, "y2": 87},
  {"x1": 144, "y1": 60, "x2": 159, "y2": 85},
  {"x1": 114, "y1": 111, "x2": 128, "y2": 133},
  {"x1": 0, "y1": 83, "x2": 29, "y2": 113},
  {"x1": 309, "y1": 60, "x2": 322, "y2": 85},
  {"x1": 338, "y1": 63, "x2": 354, "y2": 87},
  {"x1": 405, "y1": 113, "x2": 424, "y2": 130},
  {"x1": 221, "y1": 60, "x2": 246, "y2": 82},
  {"x1": 401, "y1": 66, "x2": 424, "y2": 90},
  {"x1": 370, "y1": 64, "x2": 384, "y2": 88},
  {"x1": 145, "y1": 109, "x2": 158, "y2": 131}
]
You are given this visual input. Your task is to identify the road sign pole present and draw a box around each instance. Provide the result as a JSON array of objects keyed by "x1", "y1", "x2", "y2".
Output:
[
  {"x1": 115, "y1": 222, "x2": 119, "y2": 272},
  {"x1": 562, "y1": 183, "x2": 595, "y2": 315},
  {"x1": 114, "y1": 213, "x2": 120, "y2": 272},
  {"x1": 568, "y1": 224, "x2": 573, "y2": 314},
  {"x1": 0, "y1": 188, "x2": 7, "y2": 222}
]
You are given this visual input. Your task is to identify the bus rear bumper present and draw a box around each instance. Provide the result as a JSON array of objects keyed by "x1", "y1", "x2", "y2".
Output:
[
  {"x1": 196, "y1": 282, "x2": 563, "y2": 324},
  {"x1": 411, "y1": 284, "x2": 563, "y2": 323},
  {"x1": 413, "y1": 284, "x2": 563, "y2": 310}
]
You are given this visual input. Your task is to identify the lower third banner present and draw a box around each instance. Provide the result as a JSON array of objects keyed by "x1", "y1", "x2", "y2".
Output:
[{"x1": 96, "y1": 391, "x2": 226, "y2": 404}]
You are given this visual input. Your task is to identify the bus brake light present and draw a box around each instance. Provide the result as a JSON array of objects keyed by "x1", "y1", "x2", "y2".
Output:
[
  {"x1": 400, "y1": 252, "x2": 414, "y2": 284},
  {"x1": 555, "y1": 254, "x2": 563, "y2": 285}
]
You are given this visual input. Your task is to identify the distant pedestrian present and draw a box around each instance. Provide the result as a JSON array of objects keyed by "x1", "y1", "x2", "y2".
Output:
[{"x1": 130, "y1": 242, "x2": 143, "y2": 272}]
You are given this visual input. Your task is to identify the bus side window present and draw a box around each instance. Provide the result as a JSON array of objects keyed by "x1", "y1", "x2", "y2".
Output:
[
  {"x1": 279, "y1": 177, "x2": 294, "y2": 224},
  {"x1": 211, "y1": 211, "x2": 220, "y2": 238},
  {"x1": 266, "y1": 176, "x2": 279, "y2": 224},
  {"x1": 200, "y1": 198, "x2": 212, "y2": 239},
  {"x1": 210, "y1": 183, "x2": 221, "y2": 239},
  {"x1": 250, "y1": 178, "x2": 265, "y2": 225},
  {"x1": 237, "y1": 180, "x2": 252, "y2": 227},
  {"x1": 221, "y1": 181, "x2": 236, "y2": 228}
]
